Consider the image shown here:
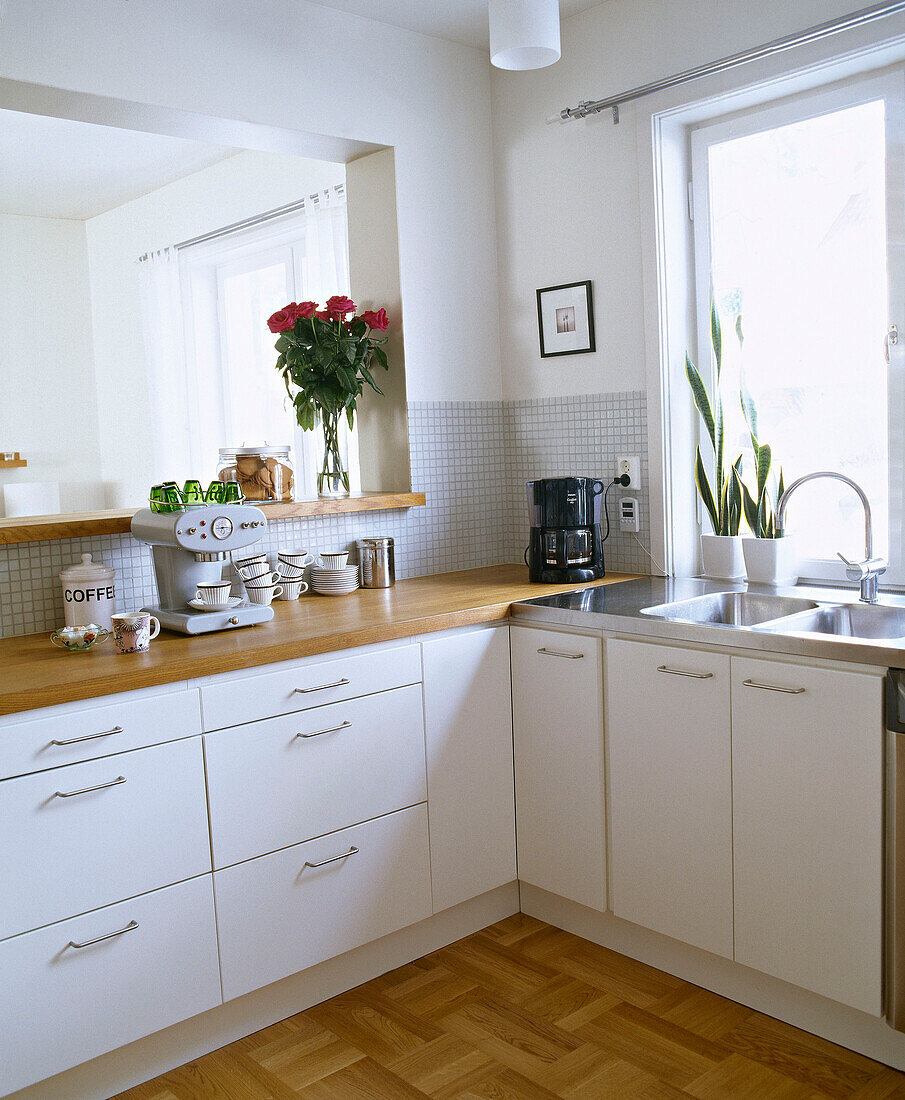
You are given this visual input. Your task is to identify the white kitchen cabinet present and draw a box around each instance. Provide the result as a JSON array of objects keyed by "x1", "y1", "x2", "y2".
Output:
[
  {"x1": 510, "y1": 626, "x2": 606, "y2": 911},
  {"x1": 0, "y1": 736, "x2": 211, "y2": 940},
  {"x1": 731, "y1": 656, "x2": 884, "y2": 1015},
  {"x1": 606, "y1": 639, "x2": 733, "y2": 958},
  {"x1": 214, "y1": 803, "x2": 433, "y2": 1000},
  {"x1": 0, "y1": 875, "x2": 221, "y2": 1096},
  {"x1": 199, "y1": 642, "x2": 422, "y2": 730},
  {"x1": 204, "y1": 684, "x2": 427, "y2": 867},
  {"x1": 422, "y1": 626, "x2": 516, "y2": 913}
]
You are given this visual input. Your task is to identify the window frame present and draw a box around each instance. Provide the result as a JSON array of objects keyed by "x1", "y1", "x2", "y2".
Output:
[{"x1": 688, "y1": 70, "x2": 905, "y2": 585}]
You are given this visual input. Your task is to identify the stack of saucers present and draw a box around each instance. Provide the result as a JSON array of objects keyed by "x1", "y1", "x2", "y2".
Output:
[{"x1": 310, "y1": 552, "x2": 359, "y2": 596}]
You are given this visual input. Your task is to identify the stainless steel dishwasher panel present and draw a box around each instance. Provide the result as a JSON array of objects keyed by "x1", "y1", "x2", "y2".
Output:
[{"x1": 886, "y1": 669, "x2": 905, "y2": 1031}]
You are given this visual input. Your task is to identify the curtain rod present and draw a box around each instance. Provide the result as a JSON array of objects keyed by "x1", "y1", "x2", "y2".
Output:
[
  {"x1": 547, "y1": 0, "x2": 905, "y2": 124},
  {"x1": 137, "y1": 184, "x2": 345, "y2": 261}
]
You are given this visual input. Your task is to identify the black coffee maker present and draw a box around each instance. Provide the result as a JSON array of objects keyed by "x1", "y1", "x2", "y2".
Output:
[{"x1": 526, "y1": 477, "x2": 606, "y2": 583}]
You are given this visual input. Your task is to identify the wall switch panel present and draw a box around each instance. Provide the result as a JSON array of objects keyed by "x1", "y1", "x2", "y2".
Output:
[{"x1": 619, "y1": 497, "x2": 640, "y2": 532}]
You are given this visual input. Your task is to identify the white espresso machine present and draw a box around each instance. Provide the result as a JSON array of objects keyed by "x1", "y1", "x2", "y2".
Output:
[{"x1": 131, "y1": 504, "x2": 274, "y2": 634}]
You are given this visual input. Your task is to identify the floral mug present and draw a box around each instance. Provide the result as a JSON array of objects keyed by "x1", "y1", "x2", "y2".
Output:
[{"x1": 111, "y1": 612, "x2": 160, "y2": 654}]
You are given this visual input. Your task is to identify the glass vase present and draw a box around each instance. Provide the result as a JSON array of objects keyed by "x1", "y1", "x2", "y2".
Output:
[{"x1": 317, "y1": 410, "x2": 351, "y2": 498}]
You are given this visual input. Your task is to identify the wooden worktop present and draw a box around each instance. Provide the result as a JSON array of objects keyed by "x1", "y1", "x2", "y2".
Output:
[{"x1": 0, "y1": 565, "x2": 639, "y2": 716}]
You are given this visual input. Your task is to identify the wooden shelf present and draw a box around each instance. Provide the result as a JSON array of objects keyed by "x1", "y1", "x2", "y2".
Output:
[
  {"x1": 0, "y1": 491, "x2": 426, "y2": 545},
  {"x1": 0, "y1": 456, "x2": 26, "y2": 469}
]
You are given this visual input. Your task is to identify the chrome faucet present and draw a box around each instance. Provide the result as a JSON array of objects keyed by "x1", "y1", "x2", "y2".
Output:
[{"x1": 776, "y1": 472, "x2": 886, "y2": 603}]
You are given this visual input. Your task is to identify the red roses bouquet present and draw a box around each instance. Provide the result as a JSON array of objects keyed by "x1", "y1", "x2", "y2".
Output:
[{"x1": 268, "y1": 296, "x2": 390, "y2": 497}]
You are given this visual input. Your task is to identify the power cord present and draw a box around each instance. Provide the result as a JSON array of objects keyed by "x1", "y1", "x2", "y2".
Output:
[{"x1": 601, "y1": 474, "x2": 630, "y2": 543}]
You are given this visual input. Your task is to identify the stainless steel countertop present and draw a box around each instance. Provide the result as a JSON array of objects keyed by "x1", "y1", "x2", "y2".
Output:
[{"x1": 511, "y1": 576, "x2": 905, "y2": 668}]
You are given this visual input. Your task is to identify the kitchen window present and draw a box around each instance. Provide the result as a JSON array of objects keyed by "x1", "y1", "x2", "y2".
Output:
[{"x1": 687, "y1": 70, "x2": 905, "y2": 584}]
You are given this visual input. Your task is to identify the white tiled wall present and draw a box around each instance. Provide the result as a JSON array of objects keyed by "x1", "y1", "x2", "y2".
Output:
[{"x1": 0, "y1": 392, "x2": 650, "y2": 637}]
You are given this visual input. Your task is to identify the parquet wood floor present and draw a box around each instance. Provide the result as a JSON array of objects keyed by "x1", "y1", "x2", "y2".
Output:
[{"x1": 113, "y1": 916, "x2": 905, "y2": 1099}]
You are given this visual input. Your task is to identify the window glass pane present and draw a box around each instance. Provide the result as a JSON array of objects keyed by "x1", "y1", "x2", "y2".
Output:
[
  {"x1": 219, "y1": 260, "x2": 296, "y2": 445},
  {"x1": 707, "y1": 99, "x2": 888, "y2": 562}
]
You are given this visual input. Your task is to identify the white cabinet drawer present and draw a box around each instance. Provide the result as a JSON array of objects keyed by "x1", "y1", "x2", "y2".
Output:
[
  {"x1": 0, "y1": 687, "x2": 201, "y2": 780},
  {"x1": 0, "y1": 875, "x2": 221, "y2": 1095},
  {"x1": 205, "y1": 684, "x2": 428, "y2": 868},
  {"x1": 200, "y1": 644, "x2": 422, "y2": 730},
  {"x1": 0, "y1": 737, "x2": 211, "y2": 940},
  {"x1": 215, "y1": 803, "x2": 432, "y2": 1001}
]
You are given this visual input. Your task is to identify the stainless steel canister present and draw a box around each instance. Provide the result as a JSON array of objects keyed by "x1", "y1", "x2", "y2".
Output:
[{"x1": 358, "y1": 537, "x2": 395, "y2": 588}]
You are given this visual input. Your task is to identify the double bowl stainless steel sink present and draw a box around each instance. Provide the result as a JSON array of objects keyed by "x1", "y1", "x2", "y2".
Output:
[{"x1": 640, "y1": 591, "x2": 905, "y2": 641}]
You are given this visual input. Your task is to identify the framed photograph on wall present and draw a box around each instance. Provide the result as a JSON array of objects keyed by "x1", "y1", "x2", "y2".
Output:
[{"x1": 536, "y1": 280, "x2": 595, "y2": 358}]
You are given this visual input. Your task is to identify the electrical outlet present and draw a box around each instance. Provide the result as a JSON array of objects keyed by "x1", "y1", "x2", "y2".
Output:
[
  {"x1": 619, "y1": 496, "x2": 640, "y2": 533},
  {"x1": 616, "y1": 455, "x2": 641, "y2": 487}
]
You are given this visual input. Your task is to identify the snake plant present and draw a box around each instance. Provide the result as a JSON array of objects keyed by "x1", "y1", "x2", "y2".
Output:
[
  {"x1": 685, "y1": 299, "x2": 743, "y2": 536},
  {"x1": 736, "y1": 318, "x2": 785, "y2": 538}
]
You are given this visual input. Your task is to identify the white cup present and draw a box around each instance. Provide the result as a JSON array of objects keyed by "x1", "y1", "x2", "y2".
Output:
[
  {"x1": 111, "y1": 612, "x2": 160, "y2": 654},
  {"x1": 243, "y1": 570, "x2": 281, "y2": 588},
  {"x1": 318, "y1": 551, "x2": 349, "y2": 568},
  {"x1": 278, "y1": 549, "x2": 312, "y2": 566},
  {"x1": 277, "y1": 580, "x2": 309, "y2": 600},
  {"x1": 276, "y1": 560, "x2": 306, "y2": 580},
  {"x1": 235, "y1": 552, "x2": 268, "y2": 570},
  {"x1": 195, "y1": 582, "x2": 232, "y2": 607},
  {"x1": 237, "y1": 560, "x2": 275, "y2": 581},
  {"x1": 246, "y1": 584, "x2": 282, "y2": 605}
]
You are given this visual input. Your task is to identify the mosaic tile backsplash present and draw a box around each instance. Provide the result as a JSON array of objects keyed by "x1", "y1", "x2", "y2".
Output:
[{"x1": 0, "y1": 393, "x2": 651, "y2": 637}]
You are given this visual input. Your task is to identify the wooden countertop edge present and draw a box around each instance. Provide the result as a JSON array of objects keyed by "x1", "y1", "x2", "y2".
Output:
[
  {"x1": 0, "y1": 568, "x2": 640, "y2": 715},
  {"x1": 0, "y1": 491, "x2": 427, "y2": 545}
]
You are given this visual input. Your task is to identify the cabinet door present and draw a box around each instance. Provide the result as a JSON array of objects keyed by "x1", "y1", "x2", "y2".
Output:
[
  {"x1": 731, "y1": 656, "x2": 884, "y2": 1015},
  {"x1": 607, "y1": 639, "x2": 732, "y2": 957},
  {"x1": 0, "y1": 875, "x2": 220, "y2": 1095},
  {"x1": 205, "y1": 684, "x2": 427, "y2": 868},
  {"x1": 422, "y1": 626, "x2": 516, "y2": 913},
  {"x1": 0, "y1": 737, "x2": 211, "y2": 939},
  {"x1": 215, "y1": 804, "x2": 432, "y2": 1001},
  {"x1": 511, "y1": 626, "x2": 605, "y2": 911}
]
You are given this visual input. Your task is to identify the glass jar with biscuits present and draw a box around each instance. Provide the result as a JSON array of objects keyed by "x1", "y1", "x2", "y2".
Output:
[{"x1": 217, "y1": 445, "x2": 295, "y2": 504}]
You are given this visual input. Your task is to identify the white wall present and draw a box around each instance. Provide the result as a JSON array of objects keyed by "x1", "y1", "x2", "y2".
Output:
[
  {"x1": 491, "y1": 0, "x2": 874, "y2": 401},
  {"x1": 0, "y1": 0, "x2": 503, "y2": 404},
  {"x1": 0, "y1": 214, "x2": 102, "y2": 512},
  {"x1": 85, "y1": 150, "x2": 344, "y2": 505}
]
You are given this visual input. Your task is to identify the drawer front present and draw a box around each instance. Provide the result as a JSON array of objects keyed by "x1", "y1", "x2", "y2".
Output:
[
  {"x1": 0, "y1": 688, "x2": 201, "y2": 780},
  {"x1": 215, "y1": 803, "x2": 432, "y2": 1001},
  {"x1": 200, "y1": 643, "x2": 422, "y2": 730},
  {"x1": 205, "y1": 684, "x2": 427, "y2": 868},
  {"x1": 0, "y1": 737, "x2": 211, "y2": 940},
  {"x1": 0, "y1": 875, "x2": 221, "y2": 1095}
]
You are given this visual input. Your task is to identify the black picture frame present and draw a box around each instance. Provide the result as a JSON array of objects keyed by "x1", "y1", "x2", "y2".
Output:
[{"x1": 536, "y1": 280, "x2": 595, "y2": 358}]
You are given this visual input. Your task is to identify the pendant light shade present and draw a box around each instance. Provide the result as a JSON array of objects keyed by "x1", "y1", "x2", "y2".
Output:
[{"x1": 490, "y1": 0, "x2": 561, "y2": 70}]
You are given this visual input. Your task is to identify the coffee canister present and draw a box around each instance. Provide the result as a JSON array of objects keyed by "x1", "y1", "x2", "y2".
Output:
[
  {"x1": 59, "y1": 553, "x2": 117, "y2": 629},
  {"x1": 358, "y1": 537, "x2": 395, "y2": 588}
]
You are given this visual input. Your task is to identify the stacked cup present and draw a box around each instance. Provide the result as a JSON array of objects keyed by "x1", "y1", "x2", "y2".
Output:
[
  {"x1": 234, "y1": 553, "x2": 283, "y2": 605},
  {"x1": 275, "y1": 548, "x2": 312, "y2": 601},
  {"x1": 310, "y1": 550, "x2": 360, "y2": 596}
]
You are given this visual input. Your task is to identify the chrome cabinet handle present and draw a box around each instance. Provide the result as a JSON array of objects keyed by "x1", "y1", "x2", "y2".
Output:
[
  {"x1": 537, "y1": 647, "x2": 585, "y2": 659},
  {"x1": 304, "y1": 845, "x2": 359, "y2": 868},
  {"x1": 68, "y1": 919, "x2": 139, "y2": 949},
  {"x1": 293, "y1": 678, "x2": 350, "y2": 694},
  {"x1": 742, "y1": 678, "x2": 806, "y2": 695},
  {"x1": 50, "y1": 725, "x2": 123, "y2": 747},
  {"x1": 657, "y1": 665, "x2": 714, "y2": 679},
  {"x1": 54, "y1": 775, "x2": 126, "y2": 798},
  {"x1": 296, "y1": 720, "x2": 352, "y2": 739}
]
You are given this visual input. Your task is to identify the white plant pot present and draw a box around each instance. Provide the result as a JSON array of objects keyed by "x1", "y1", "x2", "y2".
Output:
[
  {"x1": 742, "y1": 534, "x2": 799, "y2": 586},
  {"x1": 700, "y1": 533, "x2": 746, "y2": 581}
]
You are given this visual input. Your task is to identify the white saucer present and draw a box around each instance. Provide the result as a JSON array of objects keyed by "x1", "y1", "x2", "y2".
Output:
[{"x1": 187, "y1": 595, "x2": 243, "y2": 611}]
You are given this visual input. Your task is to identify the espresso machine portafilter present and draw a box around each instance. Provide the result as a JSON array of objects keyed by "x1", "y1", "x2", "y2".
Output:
[{"x1": 131, "y1": 504, "x2": 274, "y2": 634}]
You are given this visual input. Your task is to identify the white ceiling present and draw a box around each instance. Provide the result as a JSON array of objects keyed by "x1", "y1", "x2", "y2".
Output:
[
  {"x1": 0, "y1": 109, "x2": 239, "y2": 221},
  {"x1": 308, "y1": 0, "x2": 607, "y2": 51}
]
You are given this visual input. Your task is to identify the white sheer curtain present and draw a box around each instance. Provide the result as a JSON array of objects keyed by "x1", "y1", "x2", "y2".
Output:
[
  {"x1": 137, "y1": 189, "x2": 357, "y2": 498},
  {"x1": 137, "y1": 248, "x2": 195, "y2": 485}
]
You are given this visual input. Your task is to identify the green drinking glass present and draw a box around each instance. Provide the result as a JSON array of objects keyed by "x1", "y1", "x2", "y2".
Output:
[
  {"x1": 183, "y1": 479, "x2": 204, "y2": 505},
  {"x1": 204, "y1": 481, "x2": 226, "y2": 504},
  {"x1": 149, "y1": 484, "x2": 165, "y2": 513},
  {"x1": 223, "y1": 481, "x2": 244, "y2": 504}
]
